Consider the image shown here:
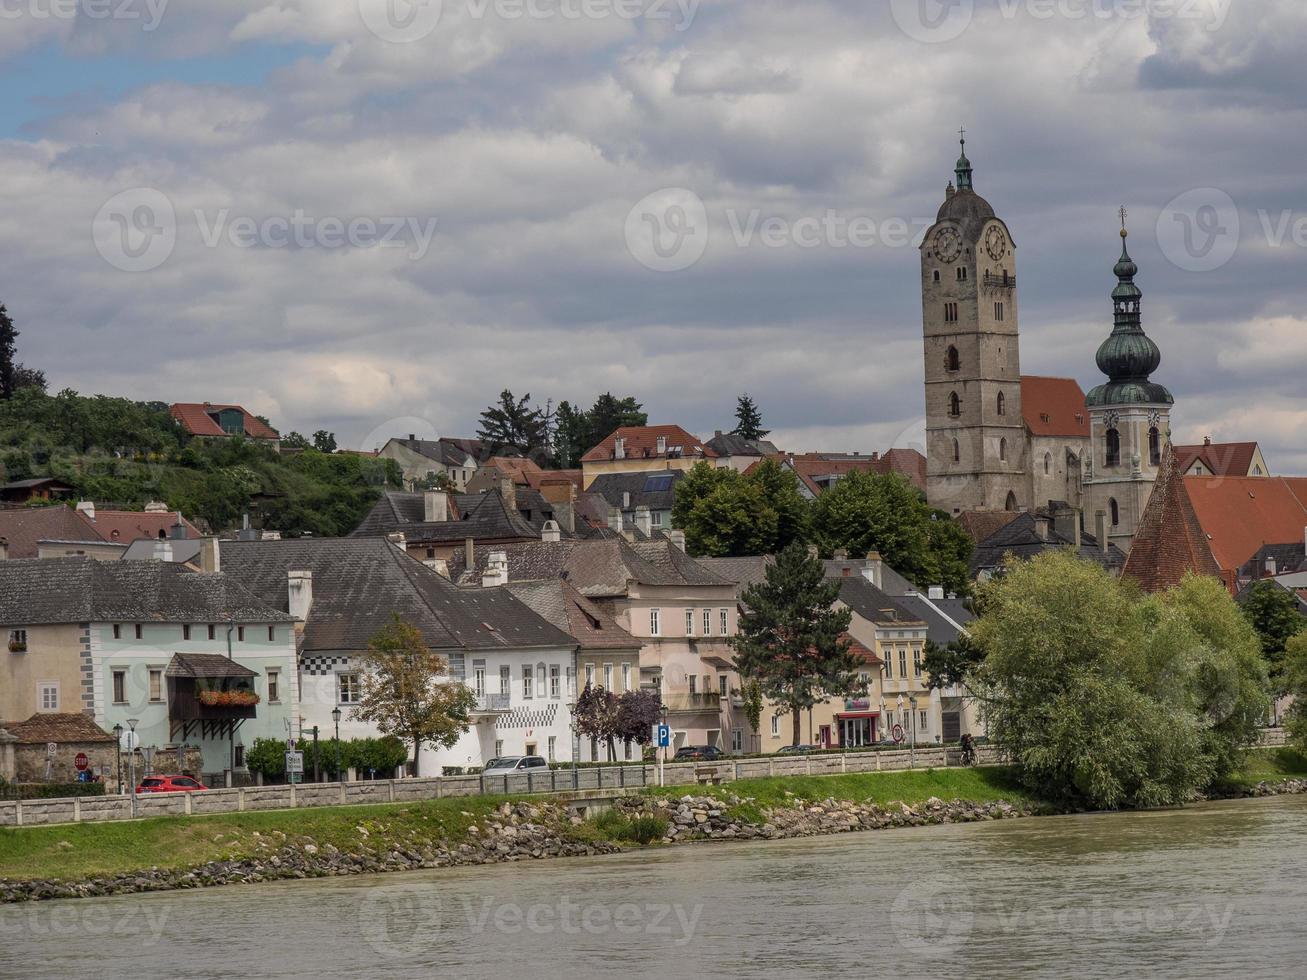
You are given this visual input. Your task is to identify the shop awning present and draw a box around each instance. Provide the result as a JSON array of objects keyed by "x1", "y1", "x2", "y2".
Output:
[{"x1": 834, "y1": 711, "x2": 880, "y2": 720}]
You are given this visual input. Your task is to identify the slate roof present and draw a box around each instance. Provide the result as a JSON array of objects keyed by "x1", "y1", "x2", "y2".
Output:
[
  {"x1": 1020, "y1": 376, "x2": 1089, "y2": 438},
  {"x1": 824, "y1": 558, "x2": 918, "y2": 596},
  {"x1": 350, "y1": 489, "x2": 541, "y2": 543},
  {"x1": 447, "y1": 537, "x2": 731, "y2": 596},
  {"x1": 586, "y1": 471, "x2": 684, "y2": 513},
  {"x1": 582, "y1": 425, "x2": 716, "y2": 463},
  {"x1": 893, "y1": 593, "x2": 974, "y2": 646},
  {"x1": 0, "y1": 558, "x2": 294, "y2": 626},
  {"x1": 221, "y1": 537, "x2": 574, "y2": 655},
  {"x1": 703, "y1": 433, "x2": 780, "y2": 457},
  {"x1": 970, "y1": 513, "x2": 1126, "y2": 577},
  {"x1": 1124, "y1": 447, "x2": 1223, "y2": 592},
  {"x1": 170, "y1": 403, "x2": 280, "y2": 440},
  {"x1": 386, "y1": 437, "x2": 477, "y2": 467},
  {"x1": 1175, "y1": 441, "x2": 1263, "y2": 478},
  {"x1": 0, "y1": 506, "x2": 101, "y2": 559},
  {"x1": 504, "y1": 580, "x2": 643, "y2": 651},
  {"x1": 1239, "y1": 543, "x2": 1307, "y2": 579},
  {"x1": 122, "y1": 538, "x2": 205, "y2": 564},
  {"x1": 838, "y1": 578, "x2": 926, "y2": 627},
  {"x1": 1184, "y1": 475, "x2": 1307, "y2": 571},
  {"x1": 166, "y1": 652, "x2": 257, "y2": 679},
  {"x1": 0, "y1": 713, "x2": 116, "y2": 744},
  {"x1": 698, "y1": 556, "x2": 773, "y2": 593}
]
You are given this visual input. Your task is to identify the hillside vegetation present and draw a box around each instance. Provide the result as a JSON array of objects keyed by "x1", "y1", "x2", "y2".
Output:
[{"x1": 0, "y1": 389, "x2": 399, "y2": 536}]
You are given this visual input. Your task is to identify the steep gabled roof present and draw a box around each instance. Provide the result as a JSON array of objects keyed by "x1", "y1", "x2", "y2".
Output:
[
  {"x1": 384, "y1": 437, "x2": 476, "y2": 467},
  {"x1": 1123, "y1": 447, "x2": 1223, "y2": 592},
  {"x1": 703, "y1": 432, "x2": 780, "y2": 458},
  {"x1": 170, "y1": 403, "x2": 280, "y2": 440},
  {"x1": 582, "y1": 425, "x2": 717, "y2": 463},
  {"x1": 1184, "y1": 475, "x2": 1307, "y2": 571},
  {"x1": 505, "y1": 579, "x2": 643, "y2": 651},
  {"x1": 350, "y1": 489, "x2": 539, "y2": 543},
  {"x1": 838, "y1": 578, "x2": 926, "y2": 628},
  {"x1": 1174, "y1": 441, "x2": 1263, "y2": 477},
  {"x1": 1020, "y1": 376, "x2": 1089, "y2": 438},
  {"x1": 1, "y1": 713, "x2": 115, "y2": 744}
]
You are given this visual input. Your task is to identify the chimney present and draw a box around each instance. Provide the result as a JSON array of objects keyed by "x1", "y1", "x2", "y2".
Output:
[
  {"x1": 288, "y1": 570, "x2": 313, "y2": 621},
  {"x1": 1050, "y1": 505, "x2": 1081, "y2": 549},
  {"x1": 1095, "y1": 511, "x2": 1109, "y2": 556},
  {"x1": 622, "y1": 491, "x2": 631, "y2": 510},
  {"x1": 465, "y1": 537, "x2": 475, "y2": 571},
  {"x1": 153, "y1": 539, "x2": 174, "y2": 562},
  {"x1": 199, "y1": 537, "x2": 220, "y2": 574},
  {"x1": 1204, "y1": 435, "x2": 1212, "y2": 447},
  {"x1": 0, "y1": 537, "x2": 9, "y2": 561},
  {"x1": 409, "y1": 433, "x2": 417, "y2": 442},
  {"x1": 76, "y1": 500, "x2": 95, "y2": 521},
  {"x1": 668, "y1": 529, "x2": 686, "y2": 551},
  {"x1": 928, "y1": 586, "x2": 945, "y2": 601},
  {"x1": 833, "y1": 548, "x2": 848, "y2": 561},
  {"x1": 554, "y1": 501, "x2": 575, "y2": 535},
  {"x1": 424, "y1": 490, "x2": 448, "y2": 523},
  {"x1": 482, "y1": 551, "x2": 509, "y2": 588},
  {"x1": 614, "y1": 436, "x2": 626, "y2": 460},
  {"x1": 170, "y1": 512, "x2": 187, "y2": 540},
  {"x1": 1033, "y1": 515, "x2": 1051, "y2": 542},
  {"x1": 714, "y1": 430, "x2": 723, "y2": 439},
  {"x1": 542, "y1": 520, "x2": 561, "y2": 544},
  {"x1": 656, "y1": 435, "x2": 667, "y2": 455},
  {"x1": 635, "y1": 506, "x2": 653, "y2": 538},
  {"x1": 386, "y1": 532, "x2": 407, "y2": 549},
  {"x1": 608, "y1": 507, "x2": 624, "y2": 533},
  {"x1": 864, "y1": 551, "x2": 884, "y2": 589},
  {"x1": 499, "y1": 477, "x2": 517, "y2": 513}
]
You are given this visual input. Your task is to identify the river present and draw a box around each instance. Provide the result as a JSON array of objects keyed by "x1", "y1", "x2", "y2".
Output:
[{"x1": 3, "y1": 795, "x2": 1305, "y2": 979}]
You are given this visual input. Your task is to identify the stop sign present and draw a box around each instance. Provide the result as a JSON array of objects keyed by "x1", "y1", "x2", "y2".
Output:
[{"x1": 74, "y1": 752, "x2": 89, "y2": 772}]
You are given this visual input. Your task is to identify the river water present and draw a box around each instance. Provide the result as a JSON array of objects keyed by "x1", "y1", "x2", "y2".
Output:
[{"x1": 3, "y1": 795, "x2": 1305, "y2": 979}]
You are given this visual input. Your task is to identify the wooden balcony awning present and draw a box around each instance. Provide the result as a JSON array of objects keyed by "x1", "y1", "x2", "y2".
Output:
[{"x1": 165, "y1": 653, "x2": 258, "y2": 680}]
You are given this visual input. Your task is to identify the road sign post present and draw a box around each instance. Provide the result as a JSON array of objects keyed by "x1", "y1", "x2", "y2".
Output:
[
  {"x1": 285, "y1": 750, "x2": 305, "y2": 785},
  {"x1": 652, "y1": 723, "x2": 670, "y2": 787}
]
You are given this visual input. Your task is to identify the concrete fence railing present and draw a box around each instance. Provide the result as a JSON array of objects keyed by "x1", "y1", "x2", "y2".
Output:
[{"x1": 0, "y1": 745, "x2": 1002, "y2": 829}]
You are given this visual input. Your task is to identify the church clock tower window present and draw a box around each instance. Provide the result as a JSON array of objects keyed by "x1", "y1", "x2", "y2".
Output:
[
  {"x1": 1148, "y1": 427, "x2": 1161, "y2": 466},
  {"x1": 946, "y1": 346, "x2": 960, "y2": 371},
  {"x1": 948, "y1": 392, "x2": 961, "y2": 418},
  {"x1": 1105, "y1": 428, "x2": 1121, "y2": 467}
]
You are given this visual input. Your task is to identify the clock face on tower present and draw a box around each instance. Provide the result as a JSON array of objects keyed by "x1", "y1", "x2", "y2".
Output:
[
  {"x1": 934, "y1": 227, "x2": 962, "y2": 264},
  {"x1": 985, "y1": 226, "x2": 1008, "y2": 262}
]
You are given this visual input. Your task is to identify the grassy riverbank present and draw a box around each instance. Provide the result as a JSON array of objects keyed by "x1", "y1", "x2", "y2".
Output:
[{"x1": 3, "y1": 750, "x2": 1304, "y2": 887}]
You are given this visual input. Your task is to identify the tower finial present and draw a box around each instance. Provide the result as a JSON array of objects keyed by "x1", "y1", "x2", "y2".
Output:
[
  {"x1": 954, "y1": 128, "x2": 973, "y2": 191},
  {"x1": 1119, "y1": 205, "x2": 1128, "y2": 238},
  {"x1": 959, "y1": 125, "x2": 966, "y2": 148}
]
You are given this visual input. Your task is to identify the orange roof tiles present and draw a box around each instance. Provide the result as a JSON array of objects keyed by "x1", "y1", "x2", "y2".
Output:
[
  {"x1": 1020, "y1": 376, "x2": 1089, "y2": 438},
  {"x1": 1174, "y1": 441, "x2": 1262, "y2": 477},
  {"x1": 170, "y1": 403, "x2": 280, "y2": 440},
  {"x1": 582, "y1": 425, "x2": 717, "y2": 463},
  {"x1": 1123, "y1": 446, "x2": 1222, "y2": 592},
  {"x1": 1184, "y1": 474, "x2": 1307, "y2": 571}
]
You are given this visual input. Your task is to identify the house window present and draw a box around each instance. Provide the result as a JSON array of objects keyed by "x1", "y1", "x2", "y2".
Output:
[
  {"x1": 948, "y1": 392, "x2": 961, "y2": 418},
  {"x1": 134, "y1": 624, "x2": 142, "y2": 640},
  {"x1": 913, "y1": 650, "x2": 922, "y2": 678},
  {"x1": 494, "y1": 739, "x2": 504, "y2": 758},
  {"x1": 550, "y1": 665, "x2": 561, "y2": 699},
  {"x1": 689, "y1": 675, "x2": 697, "y2": 695},
  {"x1": 884, "y1": 655, "x2": 892, "y2": 679},
  {"x1": 770, "y1": 715, "x2": 779, "y2": 736},
  {"x1": 946, "y1": 345, "x2": 960, "y2": 372},
  {"x1": 1148, "y1": 427, "x2": 1161, "y2": 466},
  {"x1": 649, "y1": 609, "x2": 661, "y2": 636},
  {"x1": 1105, "y1": 428, "x2": 1121, "y2": 467},
  {"x1": 622, "y1": 663, "x2": 631, "y2": 692},
  {"x1": 732, "y1": 729, "x2": 743, "y2": 752},
  {"x1": 268, "y1": 626, "x2": 275, "y2": 642},
  {"x1": 720, "y1": 609, "x2": 729, "y2": 635},
  {"x1": 112, "y1": 669, "x2": 127, "y2": 704},
  {"x1": 899, "y1": 649, "x2": 908, "y2": 678},
  {"x1": 685, "y1": 609, "x2": 694, "y2": 636},
  {"x1": 1110, "y1": 498, "x2": 1120, "y2": 528},
  {"x1": 600, "y1": 664, "x2": 611, "y2": 691},
  {"x1": 112, "y1": 624, "x2": 121, "y2": 639},
  {"x1": 703, "y1": 609, "x2": 712, "y2": 635},
  {"x1": 148, "y1": 669, "x2": 163, "y2": 702},
  {"x1": 523, "y1": 665, "x2": 534, "y2": 698},
  {"x1": 208, "y1": 624, "x2": 216, "y2": 640},
  {"x1": 8, "y1": 629, "x2": 27, "y2": 653},
  {"x1": 997, "y1": 392, "x2": 1006, "y2": 417},
  {"x1": 719, "y1": 675, "x2": 728, "y2": 697},
  {"x1": 267, "y1": 669, "x2": 281, "y2": 703},
  {"x1": 500, "y1": 665, "x2": 511, "y2": 695},
  {"x1": 584, "y1": 664, "x2": 596, "y2": 688},
  {"x1": 919, "y1": 710, "x2": 928, "y2": 729},
  {"x1": 473, "y1": 665, "x2": 486, "y2": 696},
  {"x1": 38, "y1": 682, "x2": 59, "y2": 712},
  {"x1": 234, "y1": 744, "x2": 245, "y2": 768},
  {"x1": 338, "y1": 673, "x2": 361, "y2": 704},
  {"x1": 182, "y1": 624, "x2": 191, "y2": 641},
  {"x1": 652, "y1": 511, "x2": 663, "y2": 526},
  {"x1": 237, "y1": 626, "x2": 246, "y2": 642}
]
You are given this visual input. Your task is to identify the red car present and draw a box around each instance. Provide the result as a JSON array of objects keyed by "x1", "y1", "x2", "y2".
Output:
[{"x1": 135, "y1": 774, "x2": 207, "y2": 793}]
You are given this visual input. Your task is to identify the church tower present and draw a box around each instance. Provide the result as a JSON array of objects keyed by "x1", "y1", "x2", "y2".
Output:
[
  {"x1": 922, "y1": 136, "x2": 1026, "y2": 515},
  {"x1": 1083, "y1": 213, "x2": 1174, "y2": 551}
]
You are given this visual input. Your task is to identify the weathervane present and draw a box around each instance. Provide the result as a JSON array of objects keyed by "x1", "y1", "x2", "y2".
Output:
[{"x1": 1119, "y1": 205, "x2": 1129, "y2": 237}]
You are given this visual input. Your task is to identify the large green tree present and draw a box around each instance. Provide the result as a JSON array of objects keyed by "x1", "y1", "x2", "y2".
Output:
[
  {"x1": 551, "y1": 400, "x2": 589, "y2": 468},
  {"x1": 1241, "y1": 581, "x2": 1306, "y2": 695},
  {"x1": 1282, "y1": 631, "x2": 1307, "y2": 748},
  {"x1": 351, "y1": 617, "x2": 477, "y2": 777},
  {"x1": 476, "y1": 389, "x2": 548, "y2": 458},
  {"x1": 672, "y1": 459, "x2": 810, "y2": 557},
  {"x1": 810, "y1": 469, "x2": 971, "y2": 593},
  {"x1": 0, "y1": 304, "x2": 44, "y2": 400},
  {"x1": 585, "y1": 392, "x2": 647, "y2": 448},
  {"x1": 731, "y1": 394, "x2": 769, "y2": 441},
  {"x1": 731, "y1": 543, "x2": 860, "y2": 746}
]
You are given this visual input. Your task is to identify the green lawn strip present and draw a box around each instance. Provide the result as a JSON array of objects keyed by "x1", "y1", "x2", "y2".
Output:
[
  {"x1": 0, "y1": 796, "x2": 517, "y2": 884},
  {"x1": 1216, "y1": 747, "x2": 1307, "y2": 791}
]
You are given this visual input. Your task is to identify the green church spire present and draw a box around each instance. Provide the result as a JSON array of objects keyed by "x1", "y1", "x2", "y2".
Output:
[{"x1": 954, "y1": 127, "x2": 973, "y2": 191}]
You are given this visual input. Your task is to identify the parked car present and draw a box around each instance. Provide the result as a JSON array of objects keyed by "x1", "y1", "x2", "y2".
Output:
[
  {"x1": 776, "y1": 744, "x2": 820, "y2": 755},
  {"x1": 482, "y1": 756, "x2": 549, "y2": 774},
  {"x1": 673, "y1": 745, "x2": 724, "y2": 761},
  {"x1": 135, "y1": 774, "x2": 207, "y2": 793}
]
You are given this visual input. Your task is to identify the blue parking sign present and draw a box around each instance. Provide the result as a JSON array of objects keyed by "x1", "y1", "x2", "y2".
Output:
[{"x1": 655, "y1": 724, "x2": 671, "y2": 748}]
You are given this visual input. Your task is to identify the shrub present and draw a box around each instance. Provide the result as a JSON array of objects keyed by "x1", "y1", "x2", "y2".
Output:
[{"x1": 622, "y1": 815, "x2": 669, "y2": 844}]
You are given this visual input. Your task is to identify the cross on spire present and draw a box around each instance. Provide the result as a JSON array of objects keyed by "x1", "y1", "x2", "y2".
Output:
[
  {"x1": 959, "y1": 126, "x2": 966, "y2": 147},
  {"x1": 1119, "y1": 205, "x2": 1129, "y2": 234}
]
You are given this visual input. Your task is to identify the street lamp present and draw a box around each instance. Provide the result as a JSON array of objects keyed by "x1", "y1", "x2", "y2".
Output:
[
  {"x1": 126, "y1": 718, "x2": 139, "y2": 817},
  {"x1": 112, "y1": 724, "x2": 122, "y2": 793},
  {"x1": 878, "y1": 699, "x2": 886, "y2": 744},
  {"x1": 908, "y1": 694, "x2": 919, "y2": 769},
  {"x1": 332, "y1": 706, "x2": 342, "y2": 783}
]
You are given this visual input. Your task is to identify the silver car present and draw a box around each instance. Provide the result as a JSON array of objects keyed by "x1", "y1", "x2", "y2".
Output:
[{"x1": 482, "y1": 756, "x2": 549, "y2": 774}]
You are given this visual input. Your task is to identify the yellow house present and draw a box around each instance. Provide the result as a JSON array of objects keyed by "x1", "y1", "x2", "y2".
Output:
[{"x1": 580, "y1": 425, "x2": 718, "y2": 489}]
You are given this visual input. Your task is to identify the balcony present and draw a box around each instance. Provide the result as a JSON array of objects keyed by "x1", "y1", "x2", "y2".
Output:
[
  {"x1": 471, "y1": 693, "x2": 511, "y2": 716},
  {"x1": 664, "y1": 693, "x2": 721, "y2": 713},
  {"x1": 165, "y1": 652, "x2": 260, "y2": 742},
  {"x1": 983, "y1": 271, "x2": 1016, "y2": 290}
]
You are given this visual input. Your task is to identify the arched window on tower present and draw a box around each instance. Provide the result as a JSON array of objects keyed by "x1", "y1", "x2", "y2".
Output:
[
  {"x1": 946, "y1": 345, "x2": 960, "y2": 372},
  {"x1": 997, "y1": 392, "x2": 1006, "y2": 416},
  {"x1": 1005, "y1": 491, "x2": 1018, "y2": 512},
  {"x1": 948, "y1": 392, "x2": 961, "y2": 418},
  {"x1": 1148, "y1": 427, "x2": 1161, "y2": 466},
  {"x1": 999, "y1": 437, "x2": 1007, "y2": 461},
  {"x1": 1105, "y1": 428, "x2": 1121, "y2": 468},
  {"x1": 952, "y1": 438, "x2": 960, "y2": 463},
  {"x1": 1044, "y1": 452, "x2": 1051, "y2": 476},
  {"x1": 1109, "y1": 498, "x2": 1120, "y2": 527}
]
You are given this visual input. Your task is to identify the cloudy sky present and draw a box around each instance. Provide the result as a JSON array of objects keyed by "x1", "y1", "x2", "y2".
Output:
[{"x1": 2, "y1": 0, "x2": 1304, "y2": 470}]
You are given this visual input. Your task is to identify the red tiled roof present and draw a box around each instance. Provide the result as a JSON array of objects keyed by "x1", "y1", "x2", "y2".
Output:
[
  {"x1": 1185, "y1": 474, "x2": 1307, "y2": 571},
  {"x1": 83, "y1": 509, "x2": 201, "y2": 543},
  {"x1": 845, "y1": 634, "x2": 882, "y2": 666},
  {"x1": 1020, "y1": 376, "x2": 1089, "y2": 438},
  {"x1": 1174, "y1": 441, "x2": 1262, "y2": 477},
  {"x1": 752, "y1": 451, "x2": 927, "y2": 495},
  {"x1": 1, "y1": 713, "x2": 116, "y2": 744},
  {"x1": 478, "y1": 457, "x2": 545, "y2": 486},
  {"x1": 957, "y1": 509, "x2": 1021, "y2": 543},
  {"x1": 582, "y1": 425, "x2": 717, "y2": 463},
  {"x1": 0, "y1": 506, "x2": 101, "y2": 558},
  {"x1": 170, "y1": 403, "x2": 280, "y2": 440},
  {"x1": 1123, "y1": 447, "x2": 1222, "y2": 592}
]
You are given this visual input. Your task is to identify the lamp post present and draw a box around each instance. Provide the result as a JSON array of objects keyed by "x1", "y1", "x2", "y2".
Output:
[
  {"x1": 112, "y1": 724, "x2": 123, "y2": 793},
  {"x1": 332, "y1": 706, "x2": 342, "y2": 783},
  {"x1": 908, "y1": 694, "x2": 919, "y2": 769},
  {"x1": 878, "y1": 699, "x2": 886, "y2": 744},
  {"x1": 126, "y1": 718, "x2": 139, "y2": 817}
]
